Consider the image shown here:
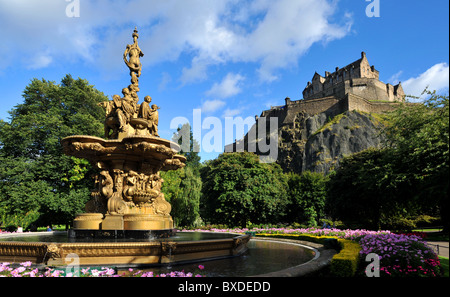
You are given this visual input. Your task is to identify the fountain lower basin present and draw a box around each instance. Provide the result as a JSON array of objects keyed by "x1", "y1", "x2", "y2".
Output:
[{"x1": 0, "y1": 231, "x2": 250, "y2": 267}]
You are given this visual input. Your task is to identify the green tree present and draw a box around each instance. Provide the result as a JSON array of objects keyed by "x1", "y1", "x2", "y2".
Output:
[
  {"x1": 162, "y1": 123, "x2": 203, "y2": 228},
  {"x1": 326, "y1": 148, "x2": 407, "y2": 230},
  {"x1": 172, "y1": 123, "x2": 201, "y2": 172},
  {"x1": 383, "y1": 91, "x2": 449, "y2": 231},
  {"x1": 327, "y1": 91, "x2": 449, "y2": 230},
  {"x1": 287, "y1": 171, "x2": 328, "y2": 226},
  {"x1": 160, "y1": 170, "x2": 183, "y2": 205},
  {"x1": 0, "y1": 74, "x2": 107, "y2": 228},
  {"x1": 200, "y1": 152, "x2": 289, "y2": 227},
  {"x1": 170, "y1": 167, "x2": 202, "y2": 227}
]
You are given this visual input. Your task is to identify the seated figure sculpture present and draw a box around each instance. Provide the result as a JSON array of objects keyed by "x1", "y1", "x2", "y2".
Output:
[
  {"x1": 138, "y1": 96, "x2": 160, "y2": 137},
  {"x1": 98, "y1": 27, "x2": 159, "y2": 139}
]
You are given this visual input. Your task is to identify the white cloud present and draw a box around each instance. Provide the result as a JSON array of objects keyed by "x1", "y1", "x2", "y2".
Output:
[
  {"x1": 388, "y1": 71, "x2": 403, "y2": 85},
  {"x1": 200, "y1": 99, "x2": 226, "y2": 113},
  {"x1": 180, "y1": 57, "x2": 210, "y2": 85},
  {"x1": 0, "y1": 0, "x2": 352, "y2": 82},
  {"x1": 27, "y1": 51, "x2": 53, "y2": 70},
  {"x1": 222, "y1": 108, "x2": 242, "y2": 118},
  {"x1": 158, "y1": 72, "x2": 172, "y2": 91},
  {"x1": 205, "y1": 73, "x2": 245, "y2": 99},
  {"x1": 230, "y1": 0, "x2": 353, "y2": 81},
  {"x1": 402, "y1": 63, "x2": 449, "y2": 98}
]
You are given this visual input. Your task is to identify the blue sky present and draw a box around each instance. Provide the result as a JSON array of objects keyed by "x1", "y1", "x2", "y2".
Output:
[{"x1": 0, "y1": 0, "x2": 448, "y2": 162}]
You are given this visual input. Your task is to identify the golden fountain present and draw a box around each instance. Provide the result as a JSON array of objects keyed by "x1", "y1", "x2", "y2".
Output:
[
  {"x1": 62, "y1": 27, "x2": 184, "y2": 236},
  {"x1": 0, "y1": 28, "x2": 249, "y2": 268}
]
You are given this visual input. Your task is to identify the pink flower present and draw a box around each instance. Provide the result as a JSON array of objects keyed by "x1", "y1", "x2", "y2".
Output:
[{"x1": 20, "y1": 261, "x2": 32, "y2": 267}]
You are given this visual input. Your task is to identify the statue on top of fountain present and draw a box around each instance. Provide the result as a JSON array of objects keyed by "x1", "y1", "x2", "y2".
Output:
[{"x1": 99, "y1": 27, "x2": 159, "y2": 140}]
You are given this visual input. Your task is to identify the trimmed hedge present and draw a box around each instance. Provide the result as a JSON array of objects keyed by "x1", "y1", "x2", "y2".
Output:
[
  {"x1": 256, "y1": 233, "x2": 336, "y2": 244},
  {"x1": 256, "y1": 233, "x2": 362, "y2": 277},
  {"x1": 330, "y1": 239, "x2": 361, "y2": 277}
]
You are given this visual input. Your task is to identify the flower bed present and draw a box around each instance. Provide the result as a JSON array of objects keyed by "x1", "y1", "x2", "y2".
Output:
[
  {"x1": 205, "y1": 227, "x2": 442, "y2": 277},
  {"x1": 0, "y1": 262, "x2": 205, "y2": 277},
  {"x1": 182, "y1": 227, "x2": 391, "y2": 240},
  {"x1": 357, "y1": 233, "x2": 441, "y2": 277}
]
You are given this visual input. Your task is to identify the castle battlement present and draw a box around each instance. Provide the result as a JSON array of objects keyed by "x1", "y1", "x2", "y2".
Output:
[{"x1": 302, "y1": 52, "x2": 404, "y2": 102}]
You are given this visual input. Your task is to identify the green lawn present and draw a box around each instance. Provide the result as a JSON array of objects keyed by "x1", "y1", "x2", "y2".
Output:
[
  {"x1": 36, "y1": 225, "x2": 67, "y2": 232},
  {"x1": 439, "y1": 256, "x2": 449, "y2": 277}
]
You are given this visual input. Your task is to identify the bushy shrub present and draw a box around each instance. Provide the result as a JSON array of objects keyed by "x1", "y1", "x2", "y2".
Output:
[
  {"x1": 414, "y1": 215, "x2": 440, "y2": 228},
  {"x1": 381, "y1": 215, "x2": 417, "y2": 232}
]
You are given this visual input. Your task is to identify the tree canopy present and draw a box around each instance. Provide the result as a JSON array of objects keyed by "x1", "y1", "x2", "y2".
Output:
[
  {"x1": 286, "y1": 171, "x2": 328, "y2": 226},
  {"x1": 200, "y1": 152, "x2": 289, "y2": 227},
  {"x1": 0, "y1": 75, "x2": 107, "y2": 229}
]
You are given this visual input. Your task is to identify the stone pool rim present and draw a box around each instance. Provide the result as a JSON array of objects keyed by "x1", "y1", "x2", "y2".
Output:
[
  {"x1": 249, "y1": 237, "x2": 337, "y2": 277},
  {"x1": 0, "y1": 231, "x2": 336, "y2": 277}
]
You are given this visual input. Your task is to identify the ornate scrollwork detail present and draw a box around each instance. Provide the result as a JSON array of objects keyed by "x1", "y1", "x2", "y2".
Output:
[
  {"x1": 161, "y1": 242, "x2": 177, "y2": 256},
  {"x1": 154, "y1": 194, "x2": 171, "y2": 216},
  {"x1": 233, "y1": 235, "x2": 251, "y2": 248},
  {"x1": 46, "y1": 244, "x2": 60, "y2": 260}
]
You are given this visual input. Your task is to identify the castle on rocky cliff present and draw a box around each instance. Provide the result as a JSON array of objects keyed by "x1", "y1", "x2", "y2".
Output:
[
  {"x1": 260, "y1": 52, "x2": 405, "y2": 127},
  {"x1": 225, "y1": 52, "x2": 406, "y2": 169}
]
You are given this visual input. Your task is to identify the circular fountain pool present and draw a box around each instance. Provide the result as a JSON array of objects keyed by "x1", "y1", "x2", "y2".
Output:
[
  {"x1": 0, "y1": 231, "x2": 321, "y2": 277},
  {"x1": 134, "y1": 239, "x2": 318, "y2": 277},
  {"x1": 0, "y1": 231, "x2": 237, "y2": 243}
]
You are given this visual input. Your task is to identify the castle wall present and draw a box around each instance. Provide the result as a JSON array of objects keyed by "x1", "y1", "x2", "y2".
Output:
[
  {"x1": 261, "y1": 106, "x2": 288, "y2": 127},
  {"x1": 224, "y1": 93, "x2": 400, "y2": 154},
  {"x1": 267, "y1": 93, "x2": 400, "y2": 127},
  {"x1": 282, "y1": 96, "x2": 345, "y2": 125},
  {"x1": 346, "y1": 93, "x2": 402, "y2": 113},
  {"x1": 346, "y1": 78, "x2": 399, "y2": 102}
]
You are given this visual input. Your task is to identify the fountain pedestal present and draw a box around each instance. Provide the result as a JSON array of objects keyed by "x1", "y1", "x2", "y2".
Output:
[{"x1": 62, "y1": 135, "x2": 185, "y2": 238}]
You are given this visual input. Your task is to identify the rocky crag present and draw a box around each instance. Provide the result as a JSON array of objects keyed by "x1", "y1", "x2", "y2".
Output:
[{"x1": 277, "y1": 110, "x2": 386, "y2": 174}]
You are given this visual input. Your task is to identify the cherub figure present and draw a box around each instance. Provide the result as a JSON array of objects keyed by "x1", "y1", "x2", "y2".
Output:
[{"x1": 148, "y1": 104, "x2": 160, "y2": 137}]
